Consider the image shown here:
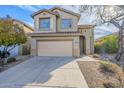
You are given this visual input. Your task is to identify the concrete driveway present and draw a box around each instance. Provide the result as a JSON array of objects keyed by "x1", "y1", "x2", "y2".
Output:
[{"x1": 0, "y1": 57, "x2": 88, "y2": 88}]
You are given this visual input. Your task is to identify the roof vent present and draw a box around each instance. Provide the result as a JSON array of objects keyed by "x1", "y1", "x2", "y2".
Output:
[
  {"x1": 53, "y1": 11, "x2": 59, "y2": 15},
  {"x1": 43, "y1": 12, "x2": 46, "y2": 15}
]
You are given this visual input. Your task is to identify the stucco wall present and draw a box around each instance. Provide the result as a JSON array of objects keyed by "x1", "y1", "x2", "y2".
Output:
[
  {"x1": 33, "y1": 9, "x2": 79, "y2": 33},
  {"x1": 52, "y1": 9, "x2": 79, "y2": 32},
  {"x1": 30, "y1": 26, "x2": 94, "y2": 57},
  {"x1": 78, "y1": 28, "x2": 94, "y2": 54},
  {"x1": 14, "y1": 21, "x2": 33, "y2": 33},
  {"x1": 31, "y1": 8, "x2": 94, "y2": 56},
  {"x1": 34, "y1": 12, "x2": 56, "y2": 33},
  {"x1": 30, "y1": 36, "x2": 80, "y2": 57}
]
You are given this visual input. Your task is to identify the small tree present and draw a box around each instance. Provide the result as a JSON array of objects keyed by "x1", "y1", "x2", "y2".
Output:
[
  {"x1": 79, "y1": 5, "x2": 124, "y2": 40},
  {"x1": 0, "y1": 16, "x2": 27, "y2": 59},
  {"x1": 78, "y1": 5, "x2": 124, "y2": 60}
]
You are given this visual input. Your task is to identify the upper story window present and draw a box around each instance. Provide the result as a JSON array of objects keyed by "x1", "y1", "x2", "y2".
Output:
[
  {"x1": 61, "y1": 19, "x2": 72, "y2": 29},
  {"x1": 39, "y1": 18, "x2": 50, "y2": 30}
]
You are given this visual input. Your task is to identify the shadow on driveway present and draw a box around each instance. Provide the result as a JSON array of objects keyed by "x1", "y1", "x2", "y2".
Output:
[{"x1": 0, "y1": 56, "x2": 81, "y2": 88}]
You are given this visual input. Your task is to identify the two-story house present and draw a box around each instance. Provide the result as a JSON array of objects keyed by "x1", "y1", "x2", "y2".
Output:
[{"x1": 30, "y1": 7, "x2": 95, "y2": 57}]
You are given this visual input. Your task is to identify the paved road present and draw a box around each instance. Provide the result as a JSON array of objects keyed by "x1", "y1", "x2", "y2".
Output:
[{"x1": 0, "y1": 57, "x2": 88, "y2": 88}]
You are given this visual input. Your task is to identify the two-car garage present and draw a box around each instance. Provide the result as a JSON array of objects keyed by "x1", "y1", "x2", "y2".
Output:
[
  {"x1": 30, "y1": 35, "x2": 87, "y2": 57},
  {"x1": 37, "y1": 41, "x2": 73, "y2": 56}
]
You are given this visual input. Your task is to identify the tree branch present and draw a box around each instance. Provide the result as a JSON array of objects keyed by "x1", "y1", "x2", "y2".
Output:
[
  {"x1": 7, "y1": 44, "x2": 16, "y2": 52},
  {"x1": 115, "y1": 17, "x2": 124, "y2": 21},
  {"x1": 109, "y1": 19, "x2": 120, "y2": 28},
  {"x1": 121, "y1": 20, "x2": 124, "y2": 27},
  {"x1": 113, "y1": 13, "x2": 124, "y2": 20}
]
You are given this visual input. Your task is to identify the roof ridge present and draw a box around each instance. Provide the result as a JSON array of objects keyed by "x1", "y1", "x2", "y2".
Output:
[
  {"x1": 50, "y1": 6, "x2": 81, "y2": 17},
  {"x1": 13, "y1": 19, "x2": 33, "y2": 31},
  {"x1": 31, "y1": 9, "x2": 59, "y2": 18},
  {"x1": 31, "y1": 6, "x2": 81, "y2": 18}
]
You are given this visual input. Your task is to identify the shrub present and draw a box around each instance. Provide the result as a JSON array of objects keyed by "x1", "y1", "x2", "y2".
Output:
[
  {"x1": 103, "y1": 79, "x2": 116, "y2": 88},
  {"x1": 0, "y1": 51, "x2": 10, "y2": 58},
  {"x1": 7, "y1": 57, "x2": 16, "y2": 63},
  {"x1": 100, "y1": 61, "x2": 124, "y2": 81},
  {"x1": 95, "y1": 35, "x2": 118, "y2": 54},
  {"x1": 104, "y1": 35, "x2": 118, "y2": 53},
  {"x1": 22, "y1": 44, "x2": 30, "y2": 55},
  {"x1": 100, "y1": 61, "x2": 124, "y2": 87},
  {"x1": 100, "y1": 61, "x2": 115, "y2": 73},
  {"x1": 113, "y1": 64, "x2": 124, "y2": 87},
  {"x1": 94, "y1": 43, "x2": 101, "y2": 53},
  {"x1": 92, "y1": 54, "x2": 101, "y2": 58}
]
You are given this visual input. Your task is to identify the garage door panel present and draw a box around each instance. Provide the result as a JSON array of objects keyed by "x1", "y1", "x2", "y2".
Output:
[{"x1": 37, "y1": 41, "x2": 73, "y2": 56}]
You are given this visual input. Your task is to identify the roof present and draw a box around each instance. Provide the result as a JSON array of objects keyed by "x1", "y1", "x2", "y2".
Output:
[
  {"x1": 29, "y1": 32, "x2": 84, "y2": 37},
  {"x1": 31, "y1": 9, "x2": 59, "y2": 18},
  {"x1": 31, "y1": 6, "x2": 81, "y2": 18},
  {"x1": 13, "y1": 19, "x2": 34, "y2": 31},
  {"x1": 78, "y1": 24, "x2": 96, "y2": 29},
  {"x1": 50, "y1": 6, "x2": 81, "y2": 18}
]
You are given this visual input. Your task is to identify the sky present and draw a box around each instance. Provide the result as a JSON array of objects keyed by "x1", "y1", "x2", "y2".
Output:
[
  {"x1": 0, "y1": 5, "x2": 118, "y2": 39},
  {"x1": 0, "y1": 5, "x2": 54, "y2": 26}
]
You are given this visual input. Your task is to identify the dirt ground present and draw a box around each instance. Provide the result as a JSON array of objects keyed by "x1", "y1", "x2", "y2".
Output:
[
  {"x1": 78, "y1": 61, "x2": 106, "y2": 88},
  {"x1": 78, "y1": 54, "x2": 124, "y2": 88}
]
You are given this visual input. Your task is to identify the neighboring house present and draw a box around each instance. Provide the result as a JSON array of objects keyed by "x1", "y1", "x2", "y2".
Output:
[
  {"x1": 9, "y1": 19, "x2": 33, "y2": 56},
  {"x1": 30, "y1": 7, "x2": 95, "y2": 57}
]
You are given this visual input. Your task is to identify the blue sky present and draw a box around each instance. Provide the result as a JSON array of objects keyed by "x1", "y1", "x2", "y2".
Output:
[
  {"x1": 0, "y1": 5, "x2": 54, "y2": 26},
  {"x1": 0, "y1": 5, "x2": 118, "y2": 39}
]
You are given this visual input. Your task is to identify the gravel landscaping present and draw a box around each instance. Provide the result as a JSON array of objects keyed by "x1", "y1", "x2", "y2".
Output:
[
  {"x1": 77, "y1": 59, "x2": 124, "y2": 88},
  {"x1": 78, "y1": 61, "x2": 105, "y2": 87}
]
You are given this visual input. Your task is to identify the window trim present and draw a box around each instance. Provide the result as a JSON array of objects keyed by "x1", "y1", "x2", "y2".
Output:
[
  {"x1": 39, "y1": 18, "x2": 50, "y2": 30},
  {"x1": 61, "y1": 19, "x2": 72, "y2": 29}
]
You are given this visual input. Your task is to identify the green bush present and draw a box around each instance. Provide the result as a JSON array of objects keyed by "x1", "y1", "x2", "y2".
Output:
[
  {"x1": 100, "y1": 61, "x2": 115, "y2": 73},
  {"x1": 94, "y1": 43, "x2": 101, "y2": 53},
  {"x1": 101, "y1": 61, "x2": 124, "y2": 88},
  {"x1": 103, "y1": 79, "x2": 116, "y2": 88},
  {"x1": 104, "y1": 35, "x2": 118, "y2": 53},
  {"x1": 95, "y1": 35, "x2": 118, "y2": 54},
  {"x1": 22, "y1": 45, "x2": 30, "y2": 55},
  {"x1": 7, "y1": 57, "x2": 16, "y2": 63}
]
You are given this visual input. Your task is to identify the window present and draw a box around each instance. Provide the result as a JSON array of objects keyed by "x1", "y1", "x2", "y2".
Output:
[
  {"x1": 61, "y1": 19, "x2": 72, "y2": 29},
  {"x1": 39, "y1": 18, "x2": 50, "y2": 30}
]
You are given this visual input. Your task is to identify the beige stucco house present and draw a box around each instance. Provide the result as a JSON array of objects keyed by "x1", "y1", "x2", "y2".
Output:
[{"x1": 30, "y1": 7, "x2": 95, "y2": 57}]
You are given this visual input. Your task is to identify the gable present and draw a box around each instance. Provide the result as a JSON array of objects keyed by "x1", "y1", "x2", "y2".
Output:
[
  {"x1": 52, "y1": 9, "x2": 78, "y2": 19},
  {"x1": 50, "y1": 7, "x2": 81, "y2": 19},
  {"x1": 31, "y1": 10, "x2": 58, "y2": 18}
]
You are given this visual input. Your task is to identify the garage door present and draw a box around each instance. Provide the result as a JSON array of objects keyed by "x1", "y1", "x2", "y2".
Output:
[{"x1": 37, "y1": 41, "x2": 73, "y2": 56}]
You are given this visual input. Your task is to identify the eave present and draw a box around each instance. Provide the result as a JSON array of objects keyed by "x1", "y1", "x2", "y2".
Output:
[
  {"x1": 78, "y1": 24, "x2": 96, "y2": 29},
  {"x1": 29, "y1": 32, "x2": 84, "y2": 37}
]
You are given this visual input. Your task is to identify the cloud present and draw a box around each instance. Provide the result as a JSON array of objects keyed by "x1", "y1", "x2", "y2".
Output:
[
  {"x1": 59, "y1": 5, "x2": 80, "y2": 13},
  {"x1": 17, "y1": 5, "x2": 39, "y2": 12},
  {"x1": 35, "y1": 5, "x2": 54, "y2": 9},
  {"x1": 94, "y1": 24, "x2": 118, "y2": 39}
]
